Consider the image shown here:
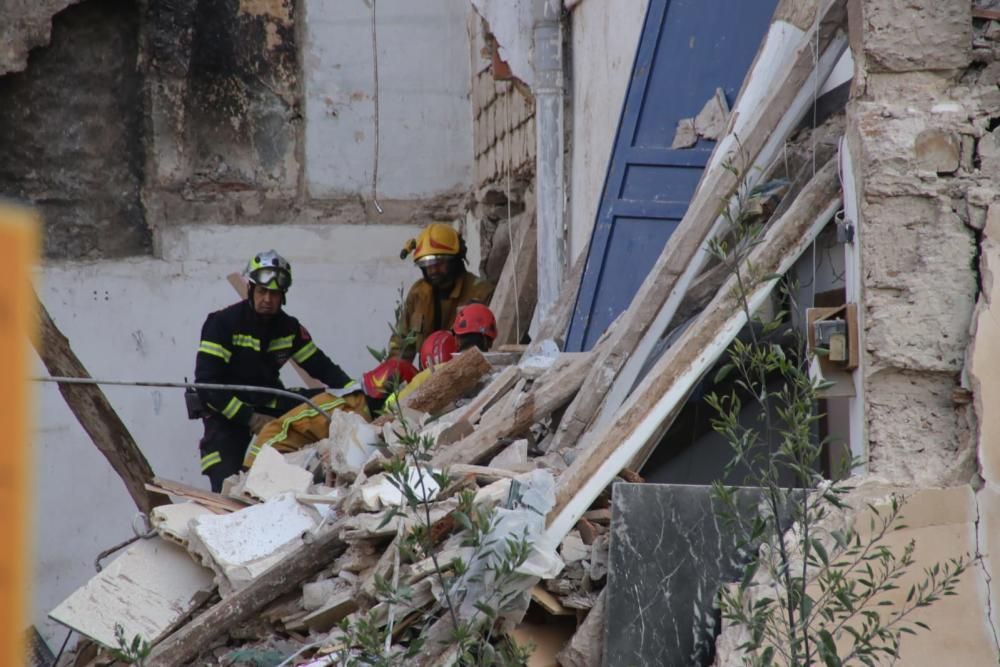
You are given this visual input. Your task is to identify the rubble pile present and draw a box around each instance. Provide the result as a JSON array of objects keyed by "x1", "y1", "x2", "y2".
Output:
[{"x1": 52, "y1": 345, "x2": 614, "y2": 666}]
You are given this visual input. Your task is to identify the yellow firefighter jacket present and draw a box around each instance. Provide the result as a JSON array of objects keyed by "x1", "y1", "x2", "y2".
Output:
[{"x1": 388, "y1": 271, "x2": 494, "y2": 362}]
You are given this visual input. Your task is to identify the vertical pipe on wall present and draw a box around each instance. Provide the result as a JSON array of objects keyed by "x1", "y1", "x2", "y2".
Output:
[{"x1": 533, "y1": 0, "x2": 565, "y2": 327}]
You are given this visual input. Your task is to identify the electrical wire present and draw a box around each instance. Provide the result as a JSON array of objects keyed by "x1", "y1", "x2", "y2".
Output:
[
  {"x1": 32, "y1": 377, "x2": 336, "y2": 423},
  {"x1": 370, "y1": 0, "x2": 383, "y2": 214}
]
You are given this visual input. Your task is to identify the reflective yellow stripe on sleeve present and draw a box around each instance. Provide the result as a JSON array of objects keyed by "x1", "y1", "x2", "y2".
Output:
[
  {"x1": 232, "y1": 334, "x2": 261, "y2": 351},
  {"x1": 251, "y1": 398, "x2": 346, "y2": 462},
  {"x1": 292, "y1": 341, "x2": 318, "y2": 364},
  {"x1": 200, "y1": 451, "x2": 222, "y2": 471},
  {"x1": 198, "y1": 341, "x2": 232, "y2": 363},
  {"x1": 221, "y1": 396, "x2": 244, "y2": 419},
  {"x1": 267, "y1": 335, "x2": 295, "y2": 352}
]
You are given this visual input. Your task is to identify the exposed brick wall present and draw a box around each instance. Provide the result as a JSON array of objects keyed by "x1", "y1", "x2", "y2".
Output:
[{"x1": 473, "y1": 73, "x2": 535, "y2": 186}]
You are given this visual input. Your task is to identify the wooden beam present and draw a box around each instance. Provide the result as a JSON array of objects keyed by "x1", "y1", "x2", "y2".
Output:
[
  {"x1": 452, "y1": 365, "x2": 522, "y2": 425},
  {"x1": 147, "y1": 521, "x2": 349, "y2": 665},
  {"x1": 550, "y1": 0, "x2": 848, "y2": 451},
  {"x1": 546, "y1": 159, "x2": 842, "y2": 543},
  {"x1": 33, "y1": 294, "x2": 169, "y2": 515},
  {"x1": 402, "y1": 347, "x2": 493, "y2": 415},
  {"x1": 491, "y1": 210, "x2": 538, "y2": 346},
  {"x1": 431, "y1": 351, "x2": 593, "y2": 466}
]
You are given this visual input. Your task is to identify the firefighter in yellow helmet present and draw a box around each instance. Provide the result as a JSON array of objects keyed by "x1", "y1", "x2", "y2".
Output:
[{"x1": 390, "y1": 223, "x2": 494, "y2": 362}]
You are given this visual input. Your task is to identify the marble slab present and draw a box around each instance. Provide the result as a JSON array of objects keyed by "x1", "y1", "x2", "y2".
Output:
[{"x1": 604, "y1": 483, "x2": 770, "y2": 666}]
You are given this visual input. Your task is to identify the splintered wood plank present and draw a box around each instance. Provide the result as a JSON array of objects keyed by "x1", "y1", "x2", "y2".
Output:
[{"x1": 453, "y1": 365, "x2": 522, "y2": 425}]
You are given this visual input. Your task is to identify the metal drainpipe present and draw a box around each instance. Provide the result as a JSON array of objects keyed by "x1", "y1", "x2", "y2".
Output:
[{"x1": 533, "y1": 0, "x2": 566, "y2": 328}]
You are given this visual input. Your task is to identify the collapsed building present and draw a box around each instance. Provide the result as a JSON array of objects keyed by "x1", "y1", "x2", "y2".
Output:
[{"x1": 6, "y1": 0, "x2": 1000, "y2": 664}]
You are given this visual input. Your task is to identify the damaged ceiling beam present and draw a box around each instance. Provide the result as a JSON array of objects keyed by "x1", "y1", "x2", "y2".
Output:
[
  {"x1": 551, "y1": 0, "x2": 849, "y2": 453},
  {"x1": 546, "y1": 157, "x2": 842, "y2": 544}
]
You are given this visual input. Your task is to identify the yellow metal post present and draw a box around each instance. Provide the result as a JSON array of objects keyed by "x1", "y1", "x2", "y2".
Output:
[{"x1": 0, "y1": 202, "x2": 38, "y2": 665}]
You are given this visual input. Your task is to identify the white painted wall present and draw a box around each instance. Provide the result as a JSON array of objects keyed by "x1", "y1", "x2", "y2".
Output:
[
  {"x1": 567, "y1": 0, "x2": 648, "y2": 264},
  {"x1": 31, "y1": 223, "x2": 422, "y2": 647},
  {"x1": 303, "y1": 0, "x2": 474, "y2": 199}
]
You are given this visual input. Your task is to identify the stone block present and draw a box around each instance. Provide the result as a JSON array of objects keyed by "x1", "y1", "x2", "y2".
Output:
[
  {"x1": 866, "y1": 368, "x2": 975, "y2": 486},
  {"x1": 977, "y1": 126, "x2": 1000, "y2": 174},
  {"x1": 858, "y1": 0, "x2": 970, "y2": 73},
  {"x1": 861, "y1": 197, "x2": 975, "y2": 373},
  {"x1": 913, "y1": 129, "x2": 959, "y2": 174}
]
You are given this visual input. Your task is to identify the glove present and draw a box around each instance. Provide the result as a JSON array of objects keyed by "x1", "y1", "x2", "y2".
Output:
[{"x1": 248, "y1": 412, "x2": 272, "y2": 434}]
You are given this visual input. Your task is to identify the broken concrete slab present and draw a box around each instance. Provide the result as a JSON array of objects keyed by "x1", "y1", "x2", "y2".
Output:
[
  {"x1": 187, "y1": 492, "x2": 321, "y2": 596},
  {"x1": 357, "y1": 470, "x2": 441, "y2": 511},
  {"x1": 242, "y1": 446, "x2": 313, "y2": 502},
  {"x1": 302, "y1": 590, "x2": 359, "y2": 633},
  {"x1": 150, "y1": 502, "x2": 216, "y2": 546},
  {"x1": 694, "y1": 87, "x2": 730, "y2": 140},
  {"x1": 672, "y1": 118, "x2": 698, "y2": 149},
  {"x1": 302, "y1": 578, "x2": 354, "y2": 612},
  {"x1": 489, "y1": 439, "x2": 529, "y2": 469},
  {"x1": 321, "y1": 411, "x2": 380, "y2": 480},
  {"x1": 558, "y1": 531, "x2": 589, "y2": 566},
  {"x1": 49, "y1": 537, "x2": 214, "y2": 649}
]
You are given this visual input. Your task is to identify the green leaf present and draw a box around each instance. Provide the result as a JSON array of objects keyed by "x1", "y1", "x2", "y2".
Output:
[{"x1": 715, "y1": 363, "x2": 736, "y2": 384}]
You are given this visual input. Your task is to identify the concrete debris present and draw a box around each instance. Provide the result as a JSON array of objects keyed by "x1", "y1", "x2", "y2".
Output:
[
  {"x1": 49, "y1": 537, "x2": 214, "y2": 649},
  {"x1": 52, "y1": 2, "x2": 984, "y2": 666},
  {"x1": 320, "y1": 410, "x2": 380, "y2": 480},
  {"x1": 150, "y1": 502, "x2": 215, "y2": 546},
  {"x1": 694, "y1": 87, "x2": 730, "y2": 140},
  {"x1": 672, "y1": 118, "x2": 698, "y2": 149},
  {"x1": 672, "y1": 87, "x2": 731, "y2": 148},
  {"x1": 241, "y1": 446, "x2": 314, "y2": 501},
  {"x1": 187, "y1": 492, "x2": 321, "y2": 595},
  {"x1": 488, "y1": 438, "x2": 529, "y2": 469}
]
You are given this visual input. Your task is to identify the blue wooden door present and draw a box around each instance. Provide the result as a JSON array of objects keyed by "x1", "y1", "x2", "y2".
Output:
[{"x1": 565, "y1": 0, "x2": 777, "y2": 351}]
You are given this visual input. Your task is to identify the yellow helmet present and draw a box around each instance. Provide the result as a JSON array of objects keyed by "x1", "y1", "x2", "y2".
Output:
[{"x1": 403, "y1": 224, "x2": 462, "y2": 267}]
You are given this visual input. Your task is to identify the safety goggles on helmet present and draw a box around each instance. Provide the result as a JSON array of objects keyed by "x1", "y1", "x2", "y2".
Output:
[
  {"x1": 248, "y1": 267, "x2": 292, "y2": 291},
  {"x1": 415, "y1": 255, "x2": 453, "y2": 268}
]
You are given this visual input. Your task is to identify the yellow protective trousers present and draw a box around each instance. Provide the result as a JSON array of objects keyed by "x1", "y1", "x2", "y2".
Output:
[{"x1": 243, "y1": 391, "x2": 371, "y2": 467}]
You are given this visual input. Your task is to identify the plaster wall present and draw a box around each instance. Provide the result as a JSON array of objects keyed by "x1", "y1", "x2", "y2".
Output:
[
  {"x1": 566, "y1": 0, "x2": 648, "y2": 264},
  {"x1": 31, "y1": 222, "x2": 421, "y2": 647},
  {"x1": 303, "y1": 0, "x2": 474, "y2": 199},
  {"x1": 847, "y1": 0, "x2": 986, "y2": 486}
]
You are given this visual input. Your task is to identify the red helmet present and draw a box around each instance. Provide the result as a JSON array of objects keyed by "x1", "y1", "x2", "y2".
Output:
[
  {"x1": 362, "y1": 358, "x2": 418, "y2": 399},
  {"x1": 453, "y1": 303, "x2": 497, "y2": 340},
  {"x1": 420, "y1": 330, "x2": 459, "y2": 369}
]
